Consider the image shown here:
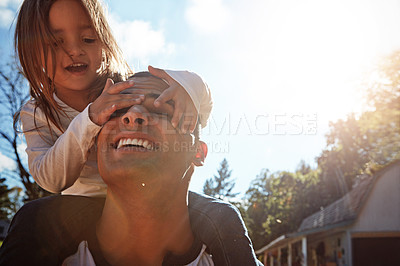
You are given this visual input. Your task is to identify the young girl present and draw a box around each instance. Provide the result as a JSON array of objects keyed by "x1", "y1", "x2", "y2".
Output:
[
  {"x1": 0, "y1": 0, "x2": 260, "y2": 265},
  {"x1": 17, "y1": 0, "x2": 212, "y2": 197}
]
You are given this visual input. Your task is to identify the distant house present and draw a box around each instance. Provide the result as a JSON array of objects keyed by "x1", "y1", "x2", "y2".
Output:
[
  {"x1": 256, "y1": 160, "x2": 400, "y2": 266},
  {"x1": 0, "y1": 220, "x2": 10, "y2": 240}
]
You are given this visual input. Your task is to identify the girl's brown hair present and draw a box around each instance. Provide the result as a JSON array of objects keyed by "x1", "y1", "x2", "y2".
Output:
[{"x1": 14, "y1": 0, "x2": 132, "y2": 133}]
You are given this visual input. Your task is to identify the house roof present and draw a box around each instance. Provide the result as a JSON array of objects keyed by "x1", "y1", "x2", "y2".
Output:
[
  {"x1": 298, "y1": 160, "x2": 400, "y2": 234},
  {"x1": 256, "y1": 176, "x2": 374, "y2": 254},
  {"x1": 256, "y1": 160, "x2": 400, "y2": 254},
  {"x1": 255, "y1": 235, "x2": 289, "y2": 254},
  {"x1": 297, "y1": 174, "x2": 373, "y2": 233}
]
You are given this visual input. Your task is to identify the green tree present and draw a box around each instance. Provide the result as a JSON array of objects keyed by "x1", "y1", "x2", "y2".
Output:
[
  {"x1": 243, "y1": 169, "x2": 271, "y2": 249},
  {"x1": 244, "y1": 162, "x2": 326, "y2": 250},
  {"x1": 361, "y1": 51, "x2": 400, "y2": 168},
  {"x1": 317, "y1": 50, "x2": 400, "y2": 204},
  {"x1": 0, "y1": 177, "x2": 14, "y2": 220},
  {"x1": 0, "y1": 177, "x2": 22, "y2": 220},
  {"x1": 244, "y1": 51, "x2": 400, "y2": 250},
  {"x1": 203, "y1": 158, "x2": 239, "y2": 201}
]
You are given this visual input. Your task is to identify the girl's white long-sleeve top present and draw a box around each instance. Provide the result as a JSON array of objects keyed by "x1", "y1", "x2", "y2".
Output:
[{"x1": 20, "y1": 70, "x2": 212, "y2": 197}]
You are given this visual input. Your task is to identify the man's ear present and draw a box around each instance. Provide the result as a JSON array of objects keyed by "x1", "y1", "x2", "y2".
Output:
[{"x1": 193, "y1": 141, "x2": 208, "y2": 166}]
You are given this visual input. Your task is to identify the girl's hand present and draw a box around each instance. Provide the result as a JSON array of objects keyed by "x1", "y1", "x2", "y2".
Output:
[
  {"x1": 148, "y1": 65, "x2": 198, "y2": 133},
  {"x1": 89, "y1": 79, "x2": 143, "y2": 126}
]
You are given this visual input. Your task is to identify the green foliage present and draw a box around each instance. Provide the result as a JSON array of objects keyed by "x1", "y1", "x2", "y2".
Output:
[
  {"x1": 243, "y1": 50, "x2": 400, "y2": 250},
  {"x1": 0, "y1": 178, "x2": 13, "y2": 220},
  {"x1": 317, "y1": 50, "x2": 400, "y2": 204},
  {"x1": 203, "y1": 158, "x2": 239, "y2": 201},
  {"x1": 242, "y1": 170, "x2": 270, "y2": 249},
  {"x1": 0, "y1": 178, "x2": 22, "y2": 220},
  {"x1": 244, "y1": 163, "x2": 323, "y2": 249}
]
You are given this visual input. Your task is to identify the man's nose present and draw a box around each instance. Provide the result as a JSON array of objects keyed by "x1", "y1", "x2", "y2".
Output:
[{"x1": 121, "y1": 105, "x2": 150, "y2": 127}]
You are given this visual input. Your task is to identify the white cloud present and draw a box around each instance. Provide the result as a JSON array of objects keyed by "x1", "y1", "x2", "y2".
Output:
[
  {"x1": 0, "y1": 0, "x2": 21, "y2": 8},
  {"x1": 108, "y1": 14, "x2": 175, "y2": 67},
  {"x1": 17, "y1": 142, "x2": 27, "y2": 165},
  {"x1": 0, "y1": 8, "x2": 14, "y2": 28},
  {"x1": 0, "y1": 0, "x2": 21, "y2": 28},
  {"x1": 0, "y1": 0, "x2": 9, "y2": 7},
  {"x1": 185, "y1": 0, "x2": 231, "y2": 34},
  {"x1": 0, "y1": 152, "x2": 16, "y2": 172}
]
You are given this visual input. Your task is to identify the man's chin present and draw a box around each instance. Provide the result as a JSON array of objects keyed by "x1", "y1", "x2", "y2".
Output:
[{"x1": 101, "y1": 158, "x2": 160, "y2": 175}]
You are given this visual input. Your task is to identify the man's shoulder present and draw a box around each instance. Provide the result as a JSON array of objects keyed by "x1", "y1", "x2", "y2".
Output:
[
  {"x1": 188, "y1": 192, "x2": 262, "y2": 266},
  {"x1": 188, "y1": 191, "x2": 245, "y2": 230},
  {"x1": 188, "y1": 191, "x2": 240, "y2": 214}
]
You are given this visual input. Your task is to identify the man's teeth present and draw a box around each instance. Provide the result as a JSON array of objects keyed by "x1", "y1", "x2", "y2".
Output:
[{"x1": 116, "y1": 138, "x2": 153, "y2": 150}]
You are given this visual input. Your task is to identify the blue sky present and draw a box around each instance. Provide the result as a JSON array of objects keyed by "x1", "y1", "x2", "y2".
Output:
[{"x1": 1, "y1": 0, "x2": 400, "y2": 197}]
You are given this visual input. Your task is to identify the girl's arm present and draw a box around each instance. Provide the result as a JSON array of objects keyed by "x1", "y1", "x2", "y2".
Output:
[
  {"x1": 21, "y1": 101, "x2": 102, "y2": 193},
  {"x1": 21, "y1": 80, "x2": 141, "y2": 193}
]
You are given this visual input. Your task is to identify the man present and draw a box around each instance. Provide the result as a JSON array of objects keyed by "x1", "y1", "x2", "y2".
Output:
[{"x1": 62, "y1": 72, "x2": 261, "y2": 265}]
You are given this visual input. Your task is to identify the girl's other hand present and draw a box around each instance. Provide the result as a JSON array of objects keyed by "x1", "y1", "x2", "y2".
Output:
[
  {"x1": 148, "y1": 65, "x2": 198, "y2": 133},
  {"x1": 89, "y1": 79, "x2": 144, "y2": 126}
]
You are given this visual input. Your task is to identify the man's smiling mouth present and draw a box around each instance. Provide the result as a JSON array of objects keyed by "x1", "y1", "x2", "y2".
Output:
[{"x1": 116, "y1": 138, "x2": 156, "y2": 151}]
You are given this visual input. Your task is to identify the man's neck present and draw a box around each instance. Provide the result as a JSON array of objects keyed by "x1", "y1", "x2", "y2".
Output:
[{"x1": 96, "y1": 184, "x2": 194, "y2": 265}]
